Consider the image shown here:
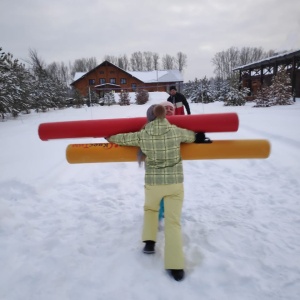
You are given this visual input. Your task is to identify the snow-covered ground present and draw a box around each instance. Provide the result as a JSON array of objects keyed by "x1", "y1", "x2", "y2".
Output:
[{"x1": 1, "y1": 92, "x2": 299, "y2": 300}]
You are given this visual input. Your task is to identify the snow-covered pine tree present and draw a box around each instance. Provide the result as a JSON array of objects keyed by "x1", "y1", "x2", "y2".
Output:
[
  {"x1": 49, "y1": 77, "x2": 68, "y2": 109},
  {"x1": 224, "y1": 77, "x2": 249, "y2": 106},
  {"x1": 31, "y1": 70, "x2": 53, "y2": 112},
  {"x1": 10, "y1": 63, "x2": 33, "y2": 116},
  {"x1": 269, "y1": 71, "x2": 293, "y2": 106},
  {"x1": 219, "y1": 80, "x2": 231, "y2": 102},
  {"x1": 119, "y1": 89, "x2": 130, "y2": 105},
  {"x1": 210, "y1": 77, "x2": 230, "y2": 102},
  {"x1": 186, "y1": 79, "x2": 201, "y2": 103},
  {"x1": 184, "y1": 77, "x2": 213, "y2": 103},
  {"x1": 182, "y1": 80, "x2": 195, "y2": 99},
  {"x1": 0, "y1": 48, "x2": 34, "y2": 118},
  {"x1": 102, "y1": 91, "x2": 115, "y2": 106},
  {"x1": 72, "y1": 89, "x2": 85, "y2": 108},
  {"x1": 200, "y1": 76, "x2": 214, "y2": 103},
  {"x1": 0, "y1": 49, "x2": 18, "y2": 118},
  {"x1": 135, "y1": 89, "x2": 149, "y2": 105},
  {"x1": 253, "y1": 85, "x2": 272, "y2": 107},
  {"x1": 28, "y1": 48, "x2": 69, "y2": 112}
]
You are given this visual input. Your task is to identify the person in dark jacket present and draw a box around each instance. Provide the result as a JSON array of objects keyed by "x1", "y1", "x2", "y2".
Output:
[{"x1": 167, "y1": 86, "x2": 191, "y2": 115}]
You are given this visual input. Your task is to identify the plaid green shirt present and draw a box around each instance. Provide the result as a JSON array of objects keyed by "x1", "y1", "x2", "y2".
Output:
[{"x1": 109, "y1": 118, "x2": 195, "y2": 185}]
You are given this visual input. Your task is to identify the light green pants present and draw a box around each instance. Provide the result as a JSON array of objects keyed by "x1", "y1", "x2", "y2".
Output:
[{"x1": 142, "y1": 183, "x2": 184, "y2": 269}]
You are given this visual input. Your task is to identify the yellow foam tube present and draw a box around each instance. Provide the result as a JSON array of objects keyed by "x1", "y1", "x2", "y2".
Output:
[{"x1": 66, "y1": 140, "x2": 271, "y2": 164}]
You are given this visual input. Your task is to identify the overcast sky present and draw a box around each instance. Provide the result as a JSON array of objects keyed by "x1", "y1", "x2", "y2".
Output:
[{"x1": 1, "y1": 0, "x2": 299, "y2": 81}]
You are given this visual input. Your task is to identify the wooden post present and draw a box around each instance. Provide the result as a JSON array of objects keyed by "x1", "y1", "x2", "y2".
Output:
[
  {"x1": 292, "y1": 56, "x2": 296, "y2": 102},
  {"x1": 260, "y1": 66, "x2": 264, "y2": 90}
]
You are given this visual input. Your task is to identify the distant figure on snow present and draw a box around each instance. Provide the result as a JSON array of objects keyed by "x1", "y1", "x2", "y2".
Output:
[{"x1": 167, "y1": 86, "x2": 191, "y2": 115}]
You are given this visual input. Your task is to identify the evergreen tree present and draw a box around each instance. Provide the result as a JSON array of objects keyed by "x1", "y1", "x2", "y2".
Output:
[
  {"x1": 0, "y1": 49, "x2": 19, "y2": 118},
  {"x1": 188, "y1": 79, "x2": 202, "y2": 103},
  {"x1": 224, "y1": 79, "x2": 249, "y2": 106},
  {"x1": 200, "y1": 77, "x2": 214, "y2": 103},
  {"x1": 182, "y1": 80, "x2": 196, "y2": 99},
  {"x1": 253, "y1": 85, "x2": 272, "y2": 107},
  {"x1": 102, "y1": 91, "x2": 115, "y2": 106},
  {"x1": 31, "y1": 69, "x2": 54, "y2": 112},
  {"x1": 219, "y1": 79, "x2": 231, "y2": 102},
  {"x1": 72, "y1": 88, "x2": 85, "y2": 108},
  {"x1": 183, "y1": 77, "x2": 213, "y2": 103},
  {"x1": 210, "y1": 77, "x2": 230, "y2": 102},
  {"x1": 119, "y1": 89, "x2": 130, "y2": 106},
  {"x1": 254, "y1": 71, "x2": 293, "y2": 107},
  {"x1": 269, "y1": 71, "x2": 293, "y2": 105},
  {"x1": 0, "y1": 48, "x2": 33, "y2": 118},
  {"x1": 14, "y1": 64, "x2": 34, "y2": 114},
  {"x1": 28, "y1": 49, "x2": 68, "y2": 112}
]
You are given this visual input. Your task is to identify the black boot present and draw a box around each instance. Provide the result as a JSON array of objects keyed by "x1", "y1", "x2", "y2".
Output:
[
  {"x1": 169, "y1": 269, "x2": 185, "y2": 281},
  {"x1": 143, "y1": 240, "x2": 155, "y2": 254}
]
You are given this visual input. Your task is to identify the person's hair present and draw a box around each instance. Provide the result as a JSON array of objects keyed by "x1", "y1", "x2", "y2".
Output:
[
  {"x1": 160, "y1": 101, "x2": 174, "y2": 108},
  {"x1": 153, "y1": 105, "x2": 166, "y2": 119},
  {"x1": 169, "y1": 86, "x2": 177, "y2": 91},
  {"x1": 146, "y1": 105, "x2": 157, "y2": 122}
]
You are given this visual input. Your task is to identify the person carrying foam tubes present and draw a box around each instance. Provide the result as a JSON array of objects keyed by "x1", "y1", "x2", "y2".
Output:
[{"x1": 107, "y1": 104, "x2": 206, "y2": 281}]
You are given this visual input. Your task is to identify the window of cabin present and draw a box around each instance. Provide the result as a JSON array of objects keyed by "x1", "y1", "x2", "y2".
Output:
[
  {"x1": 131, "y1": 83, "x2": 137, "y2": 90},
  {"x1": 110, "y1": 78, "x2": 116, "y2": 84},
  {"x1": 120, "y1": 78, "x2": 127, "y2": 84},
  {"x1": 99, "y1": 78, "x2": 106, "y2": 84},
  {"x1": 89, "y1": 79, "x2": 95, "y2": 85}
]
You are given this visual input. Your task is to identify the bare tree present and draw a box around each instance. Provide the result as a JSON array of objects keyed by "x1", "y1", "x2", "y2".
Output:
[
  {"x1": 176, "y1": 52, "x2": 187, "y2": 72},
  {"x1": 47, "y1": 61, "x2": 71, "y2": 86},
  {"x1": 153, "y1": 52, "x2": 160, "y2": 70},
  {"x1": 28, "y1": 48, "x2": 47, "y2": 75},
  {"x1": 143, "y1": 51, "x2": 153, "y2": 71},
  {"x1": 211, "y1": 51, "x2": 226, "y2": 79},
  {"x1": 117, "y1": 54, "x2": 129, "y2": 70},
  {"x1": 59, "y1": 62, "x2": 70, "y2": 85},
  {"x1": 239, "y1": 47, "x2": 251, "y2": 66},
  {"x1": 265, "y1": 49, "x2": 276, "y2": 58},
  {"x1": 212, "y1": 46, "x2": 276, "y2": 80},
  {"x1": 251, "y1": 47, "x2": 264, "y2": 62},
  {"x1": 228, "y1": 47, "x2": 239, "y2": 75},
  {"x1": 162, "y1": 54, "x2": 175, "y2": 69},
  {"x1": 70, "y1": 57, "x2": 97, "y2": 78},
  {"x1": 85, "y1": 57, "x2": 97, "y2": 70},
  {"x1": 104, "y1": 55, "x2": 118, "y2": 65},
  {"x1": 130, "y1": 51, "x2": 144, "y2": 71},
  {"x1": 239, "y1": 47, "x2": 266, "y2": 66}
]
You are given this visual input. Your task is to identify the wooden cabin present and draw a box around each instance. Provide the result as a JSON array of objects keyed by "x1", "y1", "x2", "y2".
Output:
[
  {"x1": 71, "y1": 60, "x2": 183, "y2": 98},
  {"x1": 233, "y1": 49, "x2": 300, "y2": 99}
]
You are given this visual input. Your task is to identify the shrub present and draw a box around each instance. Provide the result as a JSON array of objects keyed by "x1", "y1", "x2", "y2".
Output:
[{"x1": 135, "y1": 89, "x2": 149, "y2": 105}]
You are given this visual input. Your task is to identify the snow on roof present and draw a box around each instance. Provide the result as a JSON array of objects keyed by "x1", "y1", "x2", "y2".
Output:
[
  {"x1": 128, "y1": 69, "x2": 183, "y2": 83},
  {"x1": 73, "y1": 72, "x2": 86, "y2": 81},
  {"x1": 233, "y1": 49, "x2": 300, "y2": 70},
  {"x1": 73, "y1": 69, "x2": 183, "y2": 83}
]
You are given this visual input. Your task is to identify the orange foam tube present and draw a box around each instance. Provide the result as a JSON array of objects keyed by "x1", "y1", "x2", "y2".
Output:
[{"x1": 66, "y1": 140, "x2": 271, "y2": 164}]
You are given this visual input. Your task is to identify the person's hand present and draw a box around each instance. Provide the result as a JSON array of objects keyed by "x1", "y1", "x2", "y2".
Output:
[{"x1": 194, "y1": 132, "x2": 212, "y2": 143}]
